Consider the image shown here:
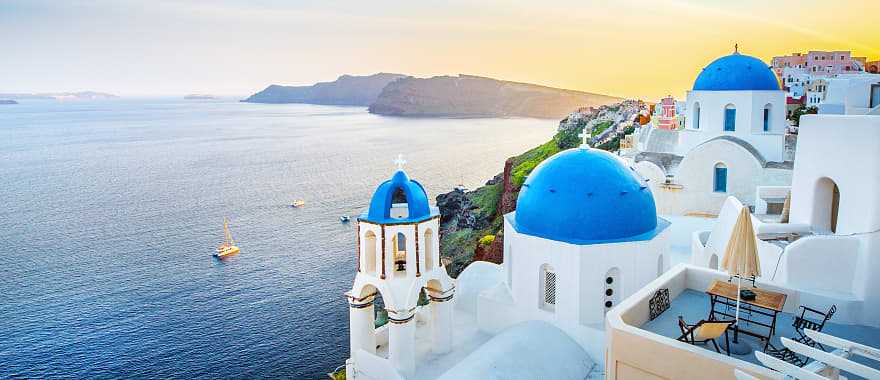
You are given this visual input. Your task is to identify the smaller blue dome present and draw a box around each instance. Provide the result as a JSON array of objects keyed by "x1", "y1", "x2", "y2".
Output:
[
  {"x1": 514, "y1": 148, "x2": 666, "y2": 245},
  {"x1": 693, "y1": 53, "x2": 780, "y2": 91},
  {"x1": 362, "y1": 170, "x2": 435, "y2": 224}
]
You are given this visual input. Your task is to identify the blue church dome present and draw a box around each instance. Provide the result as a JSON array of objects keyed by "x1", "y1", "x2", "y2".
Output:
[
  {"x1": 362, "y1": 170, "x2": 435, "y2": 224},
  {"x1": 693, "y1": 53, "x2": 780, "y2": 91},
  {"x1": 514, "y1": 148, "x2": 666, "y2": 245}
]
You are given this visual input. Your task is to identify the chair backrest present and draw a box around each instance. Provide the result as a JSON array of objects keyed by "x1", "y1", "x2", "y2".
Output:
[
  {"x1": 677, "y1": 316, "x2": 689, "y2": 336},
  {"x1": 822, "y1": 305, "x2": 837, "y2": 325}
]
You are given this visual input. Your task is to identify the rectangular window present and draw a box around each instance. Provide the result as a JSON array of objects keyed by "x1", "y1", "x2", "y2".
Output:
[
  {"x1": 763, "y1": 108, "x2": 770, "y2": 132},
  {"x1": 724, "y1": 108, "x2": 736, "y2": 131},
  {"x1": 714, "y1": 167, "x2": 727, "y2": 193}
]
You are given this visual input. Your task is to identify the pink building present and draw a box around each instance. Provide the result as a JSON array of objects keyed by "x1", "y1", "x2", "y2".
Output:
[
  {"x1": 773, "y1": 51, "x2": 865, "y2": 77},
  {"x1": 655, "y1": 95, "x2": 677, "y2": 130}
]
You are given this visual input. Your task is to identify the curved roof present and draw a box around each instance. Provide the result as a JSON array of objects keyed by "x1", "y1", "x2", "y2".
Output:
[
  {"x1": 514, "y1": 147, "x2": 667, "y2": 245},
  {"x1": 455, "y1": 261, "x2": 503, "y2": 314},
  {"x1": 361, "y1": 170, "x2": 435, "y2": 224},
  {"x1": 693, "y1": 53, "x2": 780, "y2": 91},
  {"x1": 437, "y1": 321, "x2": 594, "y2": 380}
]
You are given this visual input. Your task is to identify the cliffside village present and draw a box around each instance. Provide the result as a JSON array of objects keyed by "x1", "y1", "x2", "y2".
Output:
[{"x1": 342, "y1": 48, "x2": 880, "y2": 380}]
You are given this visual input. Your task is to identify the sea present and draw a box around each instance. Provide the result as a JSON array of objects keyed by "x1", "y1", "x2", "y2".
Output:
[{"x1": 0, "y1": 98, "x2": 556, "y2": 379}]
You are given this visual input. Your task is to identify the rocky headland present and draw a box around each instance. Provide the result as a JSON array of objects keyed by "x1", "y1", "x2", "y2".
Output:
[
  {"x1": 369, "y1": 74, "x2": 623, "y2": 119},
  {"x1": 437, "y1": 100, "x2": 645, "y2": 276},
  {"x1": 242, "y1": 73, "x2": 407, "y2": 106}
]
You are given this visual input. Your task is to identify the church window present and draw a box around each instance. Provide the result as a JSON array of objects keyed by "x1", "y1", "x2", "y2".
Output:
[
  {"x1": 692, "y1": 103, "x2": 701, "y2": 129},
  {"x1": 540, "y1": 264, "x2": 556, "y2": 312},
  {"x1": 870, "y1": 84, "x2": 880, "y2": 108},
  {"x1": 714, "y1": 163, "x2": 728, "y2": 193},
  {"x1": 763, "y1": 104, "x2": 771, "y2": 132},
  {"x1": 723, "y1": 105, "x2": 736, "y2": 131}
]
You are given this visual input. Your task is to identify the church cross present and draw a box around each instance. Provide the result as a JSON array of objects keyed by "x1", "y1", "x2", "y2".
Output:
[
  {"x1": 394, "y1": 154, "x2": 407, "y2": 170},
  {"x1": 578, "y1": 128, "x2": 590, "y2": 148}
]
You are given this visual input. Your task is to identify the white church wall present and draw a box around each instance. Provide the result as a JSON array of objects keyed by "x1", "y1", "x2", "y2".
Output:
[
  {"x1": 682, "y1": 90, "x2": 786, "y2": 162},
  {"x1": 674, "y1": 140, "x2": 764, "y2": 214}
]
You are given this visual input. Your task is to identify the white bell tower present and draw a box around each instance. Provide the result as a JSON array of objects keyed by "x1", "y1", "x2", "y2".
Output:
[{"x1": 345, "y1": 155, "x2": 455, "y2": 379}]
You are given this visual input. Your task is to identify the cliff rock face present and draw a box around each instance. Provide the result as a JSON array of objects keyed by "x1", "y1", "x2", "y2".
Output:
[
  {"x1": 369, "y1": 75, "x2": 623, "y2": 119},
  {"x1": 242, "y1": 73, "x2": 407, "y2": 106}
]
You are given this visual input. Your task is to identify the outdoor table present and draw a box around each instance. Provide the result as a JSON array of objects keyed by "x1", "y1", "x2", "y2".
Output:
[{"x1": 706, "y1": 279, "x2": 787, "y2": 349}]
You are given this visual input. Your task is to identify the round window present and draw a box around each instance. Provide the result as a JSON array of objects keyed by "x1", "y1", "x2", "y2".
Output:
[
  {"x1": 605, "y1": 301, "x2": 613, "y2": 308},
  {"x1": 605, "y1": 289, "x2": 613, "y2": 296},
  {"x1": 605, "y1": 277, "x2": 613, "y2": 285}
]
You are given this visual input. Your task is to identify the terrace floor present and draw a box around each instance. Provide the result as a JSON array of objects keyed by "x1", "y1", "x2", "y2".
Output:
[{"x1": 641, "y1": 289, "x2": 880, "y2": 378}]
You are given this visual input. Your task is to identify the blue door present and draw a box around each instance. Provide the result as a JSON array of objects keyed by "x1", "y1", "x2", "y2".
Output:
[{"x1": 714, "y1": 167, "x2": 728, "y2": 192}]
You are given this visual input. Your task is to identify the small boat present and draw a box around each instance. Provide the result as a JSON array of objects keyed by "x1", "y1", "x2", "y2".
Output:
[
  {"x1": 291, "y1": 199, "x2": 306, "y2": 208},
  {"x1": 340, "y1": 216, "x2": 350, "y2": 223},
  {"x1": 215, "y1": 218, "x2": 240, "y2": 259}
]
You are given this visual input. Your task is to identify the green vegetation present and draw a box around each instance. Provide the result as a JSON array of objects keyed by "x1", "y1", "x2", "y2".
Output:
[
  {"x1": 330, "y1": 368, "x2": 346, "y2": 380},
  {"x1": 591, "y1": 120, "x2": 613, "y2": 137},
  {"x1": 789, "y1": 105, "x2": 818, "y2": 127},
  {"x1": 510, "y1": 139, "x2": 562, "y2": 186},
  {"x1": 478, "y1": 234, "x2": 496, "y2": 246},
  {"x1": 470, "y1": 182, "x2": 502, "y2": 219}
]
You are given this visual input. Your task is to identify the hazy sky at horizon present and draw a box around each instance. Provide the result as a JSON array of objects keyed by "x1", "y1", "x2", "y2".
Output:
[{"x1": 2, "y1": 0, "x2": 878, "y2": 100}]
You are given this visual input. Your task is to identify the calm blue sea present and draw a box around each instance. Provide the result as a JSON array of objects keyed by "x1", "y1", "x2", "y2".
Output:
[{"x1": 0, "y1": 98, "x2": 555, "y2": 379}]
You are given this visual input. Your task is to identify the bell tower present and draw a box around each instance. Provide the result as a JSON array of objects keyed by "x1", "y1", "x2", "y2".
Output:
[{"x1": 345, "y1": 155, "x2": 455, "y2": 379}]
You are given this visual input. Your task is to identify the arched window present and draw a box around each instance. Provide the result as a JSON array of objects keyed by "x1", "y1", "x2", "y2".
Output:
[
  {"x1": 424, "y1": 228, "x2": 434, "y2": 271},
  {"x1": 724, "y1": 104, "x2": 736, "y2": 131},
  {"x1": 692, "y1": 102, "x2": 701, "y2": 129},
  {"x1": 392, "y1": 232, "x2": 407, "y2": 277},
  {"x1": 713, "y1": 163, "x2": 728, "y2": 193},
  {"x1": 709, "y1": 254, "x2": 719, "y2": 270},
  {"x1": 604, "y1": 268, "x2": 621, "y2": 313},
  {"x1": 364, "y1": 231, "x2": 377, "y2": 275},
  {"x1": 763, "y1": 103, "x2": 772, "y2": 132},
  {"x1": 539, "y1": 264, "x2": 556, "y2": 312}
]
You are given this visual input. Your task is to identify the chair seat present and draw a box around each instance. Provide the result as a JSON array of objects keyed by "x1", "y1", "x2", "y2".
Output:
[{"x1": 695, "y1": 322, "x2": 731, "y2": 340}]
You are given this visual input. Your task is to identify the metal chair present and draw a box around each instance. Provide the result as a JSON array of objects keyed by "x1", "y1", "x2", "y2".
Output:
[
  {"x1": 677, "y1": 316, "x2": 734, "y2": 355},
  {"x1": 763, "y1": 342, "x2": 808, "y2": 367},
  {"x1": 792, "y1": 304, "x2": 836, "y2": 349}
]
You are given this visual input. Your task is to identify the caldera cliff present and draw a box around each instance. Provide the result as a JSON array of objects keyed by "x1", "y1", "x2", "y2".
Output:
[
  {"x1": 369, "y1": 74, "x2": 623, "y2": 119},
  {"x1": 242, "y1": 73, "x2": 407, "y2": 106}
]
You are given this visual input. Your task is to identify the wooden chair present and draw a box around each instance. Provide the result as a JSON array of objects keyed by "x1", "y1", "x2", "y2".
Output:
[
  {"x1": 792, "y1": 304, "x2": 836, "y2": 349},
  {"x1": 677, "y1": 316, "x2": 734, "y2": 355}
]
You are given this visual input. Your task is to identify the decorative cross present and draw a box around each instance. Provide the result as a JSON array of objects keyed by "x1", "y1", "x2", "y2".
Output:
[
  {"x1": 578, "y1": 128, "x2": 590, "y2": 147},
  {"x1": 734, "y1": 43, "x2": 738, "y2": 53},
  {"x1": 394, "y1": 154, "x2": 407, "y2": 170}
]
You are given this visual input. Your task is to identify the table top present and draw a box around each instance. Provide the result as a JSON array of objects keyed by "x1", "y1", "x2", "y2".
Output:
[{"x1": 706, "y1": 279, "x2": 787, "y2": 312}]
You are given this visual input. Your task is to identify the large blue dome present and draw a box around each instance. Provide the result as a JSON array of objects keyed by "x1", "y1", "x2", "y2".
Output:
[
  {"x1": 693, "y1": 53, "x2": 780, "y2": 91},
  {"x1": 514, "y1": 148, "x2": 665, "y2": 245},
  {"x1": 362, "y1": 170, "x2": 435, "y2": 224}
]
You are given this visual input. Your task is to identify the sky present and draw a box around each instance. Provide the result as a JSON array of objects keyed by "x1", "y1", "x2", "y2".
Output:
[{"x1": 2, "y1": 0, "x2": 878, "y2": 100}]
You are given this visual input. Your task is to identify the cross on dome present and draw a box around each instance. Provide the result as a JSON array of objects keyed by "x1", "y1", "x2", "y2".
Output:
[
  {"x1": 578, "y1": 129, "x2": 590, "y2": 148},
  {"x1": 394, "y1": 154, "x2": 407, "y2": 170}
]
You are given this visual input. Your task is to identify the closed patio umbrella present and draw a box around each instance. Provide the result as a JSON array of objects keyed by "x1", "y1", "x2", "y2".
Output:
[{"x1": 721, "y1": 207, "x2": 761, "y2": 353}]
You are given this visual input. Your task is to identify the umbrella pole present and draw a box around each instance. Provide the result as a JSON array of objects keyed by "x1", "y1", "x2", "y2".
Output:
[{"x1": 734, "y1": 276, "x2": 742, "y2": 343}]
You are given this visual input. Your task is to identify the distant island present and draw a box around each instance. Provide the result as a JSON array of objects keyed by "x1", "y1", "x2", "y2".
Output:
[
  {"x1": 242, "y1": 73, "x2": 621, "y2": 119},
  {"x1": 0, "y1": 99, "x2": 17, "y2": 105},
  {"x1": 0, "y1": 91, "x2": 119, "y2": 100},
  {"x1": 184, "y1": 94, "x2": 217, "y2": 100},
  {"x1": 242, "y1": 73, "x2": 407, "y2": 106},
  {"x1": 369, "y1": 74, "x2": 623, "y2": 119}
]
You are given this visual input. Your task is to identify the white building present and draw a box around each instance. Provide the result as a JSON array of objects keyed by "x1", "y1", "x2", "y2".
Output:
[
  {"x1": 631, "y1": 51, "x2": 793, "y2": 216},
  {"x1": 780, "y1": 67, "x2": 810, "y2": 98},
  {"x1": 345, "y1": 144, "x2": 671, "y2": 379},
  {"x1": 817, "y1": 73, "x2": 880, "y2": 115}
]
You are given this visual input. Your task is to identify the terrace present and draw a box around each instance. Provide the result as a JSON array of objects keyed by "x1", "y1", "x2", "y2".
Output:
[{"x1": 606, "y1": 264, "x2": 880, "y2": 380}]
